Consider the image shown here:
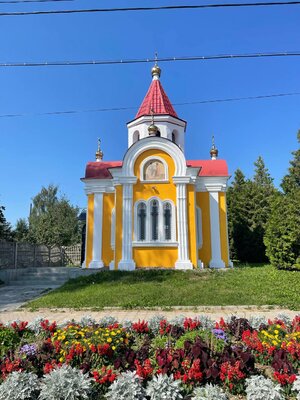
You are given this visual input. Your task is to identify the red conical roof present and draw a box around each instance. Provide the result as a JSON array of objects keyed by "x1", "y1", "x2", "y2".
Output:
[{"x1": 135, "y1": 79, "x2": 178, "y2": 119}]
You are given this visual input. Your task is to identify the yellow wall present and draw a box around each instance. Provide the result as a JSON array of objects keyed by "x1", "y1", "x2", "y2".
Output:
[
  {"x1": 219, "y1": 192, "x2": 229, "y2": 266},
  {"x1": 86, "y1": 194, "x2": 94, "y2": 268},
  {"x1": 196, "y1": 192, "x2": 211, "y2": 267},
  {"x1": 114, "y1": 185, "x2": 123, "y2": 269},
  {"x1": 187, "y1": 184, "x2": 197, "y2": 268},
  {"x1": 102, "y1": 193, "x2": 115, "y2": 266},
  {"x1": 132, "y1": 149, "x2": 178, "y2": 268}
]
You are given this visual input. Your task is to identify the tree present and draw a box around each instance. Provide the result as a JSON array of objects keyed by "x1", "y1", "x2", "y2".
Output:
[
  {"x1": 281, "y1": 130, "x2": 300, "y2": 193},
  {"x1": 264, "y1": 131, "x2": 300, "y2": 269},
  {"x1": 227, "y1": 158, "x2": 276, "y2": 263},
  {"x1": 0, "y1": 204, "x2": 12, "y2": 241},
  {"x1": 28, "y1": 185, "x2": 80, "y2": 246},
  {"x1": 14, "y1": 218, "x2": 29, "y2": 242}
]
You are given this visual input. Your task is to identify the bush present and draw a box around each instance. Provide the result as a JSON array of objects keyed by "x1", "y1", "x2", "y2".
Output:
[
  {"x1": 105, "y1": 371, "x2": 146, "y2": 400},
  {"x1": 245, "y1": 375, "x2": 284, "y2": 400},
  {"x1": 39, "y1": 365, "x2": 92, "y2": 400},
  {"x1": 264, "y1": 190, "x2": 300, "y2": 270},
  {"x1": 191, "y1": 383, "x2": 228, "y2": 400},
  {"x1": 0, "y1": 371, "x2": 40, "y2": 400},
  {"x1": 146, "y1": 374, "x2": 183, "y2": 400}
]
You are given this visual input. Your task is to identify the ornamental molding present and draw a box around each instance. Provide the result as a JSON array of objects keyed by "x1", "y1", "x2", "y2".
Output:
[
  {"x1": 81, "y1": 179, "x2": 115, "y2": 194},
  {"x1": 195, "y1": 176, "x2": 229, "y2": 192},
  {"x1": 139, "y1": 155, "x2": 169, "y2": 183},
  {"x1": 127, "y1": 114, "x2": 186, "y2": 130},
  {"x1": 123, "y1": 137, "x2": 187, "y2": 177}
]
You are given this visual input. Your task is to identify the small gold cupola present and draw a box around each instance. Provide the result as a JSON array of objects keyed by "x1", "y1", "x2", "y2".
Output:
[
  {"x1": 210, "y1": 135, "x2": 219, "y2": 160},
  {"x1": 95, "y1": 138, "x2": 103, "y2": 161},
  {"x1": 148, "y1": 108, "x2": 159, "y2": 136}
]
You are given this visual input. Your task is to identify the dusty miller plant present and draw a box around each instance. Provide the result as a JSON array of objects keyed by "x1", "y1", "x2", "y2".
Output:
[
  {"x1": 39, "y1": 365, "x2": 92, "y2": 400},
  {"x1": 148, "y1": 314, "x2": 166, "y2": 334},
  {"x1": 276, "y1": 313, "x2": 291, "y2": 326},
  {"x1": 146, "y1": 374, "x2": 183, "y2": 400},
  {"x1": 122, "y1": 319, "x2": 133, "y2": 330},
  {"x1": 248, "y1": 315, "x2": 267, "y2": 330},
  {"x1": 191, "y1": 383, "x2": 228, "y2": 400},
  {"x1": 245, "y1": 376, "x2": 284, "y2": 400},
  {"x1": 0, "y1": 371, "x2": 40, "y2": 400},
  {"x1": 170, "y1": 315, "x2": 185, "y2": 328},
  {"x1": 80, "y1": 315, "x2": 96, "y2": 326},
  {"x1": 105, "y1": 371, "x2": 146, "y2": 400},
  {"x1": 28, "y1": 317, "x2": 44, "y2": 334},
  {"x1": 292, "y1": 376, "x2": 300, "y2": 400},
  {"x1": 197, "y1": 315, "x2": 214, "y2": 330},
  {"x1": 99, "y1": 316, "x2": 118, "y2": 327}
]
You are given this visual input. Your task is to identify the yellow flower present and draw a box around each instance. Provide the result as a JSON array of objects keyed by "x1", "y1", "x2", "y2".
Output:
[
  {"x1": 274, "y1": 330, "x2": 279, "y2": 335},
  {"x1": 107, "y1": 338, "x2": 112, "y2": 343},
  {"x1": 112, "y1": 346, "x2": 116, "y2": 350},
  {"x1": 59, "y1": 357, "x2": 64, "y2": 362}
]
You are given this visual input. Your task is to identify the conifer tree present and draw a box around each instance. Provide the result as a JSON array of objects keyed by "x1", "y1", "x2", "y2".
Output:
[
  {"x1": 264, "y1": 131, "x2": 300, "y2": 269},
  {"x1": 0, "y1": 204, "x2": 12, "y2": 241},
  {"x1": 14, "y1": 218, "x2": 29, "y2": 242}
]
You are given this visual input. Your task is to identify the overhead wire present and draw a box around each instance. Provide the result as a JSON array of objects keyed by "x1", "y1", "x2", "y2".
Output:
[
  {"x1": 0, "y1": 0, "x2": 73, "y2": 3},
  {"x1": 1, "y1": 1, "x2": 300, "y2": 17},
  {"x1": 1, "y1": 51, "x2": 300, "y2": 67},
  {"x1": 0, "y1": 92, "x2": 299, "y2": 119}
]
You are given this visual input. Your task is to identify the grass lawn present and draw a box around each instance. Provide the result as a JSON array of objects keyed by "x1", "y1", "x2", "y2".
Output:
[{"x1": 26, "y1": 264, "x2": 300, "y2": 310}]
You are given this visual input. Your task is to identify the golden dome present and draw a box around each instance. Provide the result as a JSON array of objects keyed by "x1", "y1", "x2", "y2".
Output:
[
  {"x1": 148, "y1": 123, "x2": 159, "y2": 135},
  {"x1": 210, "y1": 135, "x2": 218, "y2": 160},
  {"x1": 151, "y1": 64, "x2": 161, "y2": 78}
]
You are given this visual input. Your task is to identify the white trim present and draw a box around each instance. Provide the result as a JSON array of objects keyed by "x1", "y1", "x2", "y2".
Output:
[
  {"x1": 127, "y1": 114, "x2": 186, "y2": 130},
  {"x1": 140, "y1": 155, "x2": 169, "y2": 183},
  {"x1": 89, "y1": 193, "x2": 104, "y2": 269},
  {"x1": 196, "y1": 206, "x2": 203, "y2": 249},
  {"x1": 134, "y1": 197, "x2": 176, "y2": 243},
  {"x1": 209, "y1": 191, "x2": 225, "y2": 269},
  {"x1": 81, "y1": 178, "x2": 115, "y2": 194},
  {"x1": 123, "y1": 137, "x2": 187, "y2": 177},
  {"x1": 195, "y1": 176, "x2": 229, "y2": 192},
  {"x1": 111, "y1": 208, "x2": 115, "y2": 250},
  {"x1": 132, "y1": 241, "x2": 178, "y2": 247}
]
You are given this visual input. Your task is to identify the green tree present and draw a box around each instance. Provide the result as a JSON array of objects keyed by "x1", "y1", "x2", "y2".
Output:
[
  {"x1": 227, "y1": 158, "x2": 276, "y2": 263},
  {"x1": 14, "y1": 218, "x2": 29, "y2": 242},
  {"x1": 281, "y1": 130, "x2": 300, "y2": 193},
  {"x1": 0, "y1": 204, "x2": 12, "y2": 241},
  {"x1": 264, "y1": 131, "x2": 300, "y2": 269},
  {"x1": 28, "y1": 185, "x2": 80, "y2": 246}
]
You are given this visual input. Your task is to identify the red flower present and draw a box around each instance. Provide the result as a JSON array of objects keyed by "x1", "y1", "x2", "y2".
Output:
[
  {"x1": 183, "y1": 318, "x2": 201, "y2": 331},
  {"x1": 274, "y1": 371, "x2": 297, "y2": 386},
  {"x1": 132, "y1": 320, "x2": 149, "y2": 334},
  {"x1": 134, "y1": 359, "x2": 153, "y2": 379},
  {"x1": 215, "y1": 318, "x2": 227, "y2": 330},
  {"x1": 93, "y1": 367, "x2": 117, "y2": 385},
  {"x1": 40, "y1": 320, "x2": 57, "y2": 333},
  {"x1": 11, "y1": 321, "x2": 28, "y2": 332}
]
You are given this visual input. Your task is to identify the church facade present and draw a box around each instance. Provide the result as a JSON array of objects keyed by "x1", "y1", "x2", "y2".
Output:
[{"x1": 81, "y1": 64, "x2": 232, "y2": 270}]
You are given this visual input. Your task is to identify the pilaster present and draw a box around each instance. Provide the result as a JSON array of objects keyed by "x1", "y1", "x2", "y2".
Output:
[
  {"x1": 89, "y1": 193, "x2": 104, "y2": 269},
  {"x1": 208, "y1": 191, "x2": 225, "y2": 269}
]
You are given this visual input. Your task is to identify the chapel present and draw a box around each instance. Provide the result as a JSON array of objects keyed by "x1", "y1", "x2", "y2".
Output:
[{"x1": 81, "y1": 64, "x2": 232, "y2": 270}]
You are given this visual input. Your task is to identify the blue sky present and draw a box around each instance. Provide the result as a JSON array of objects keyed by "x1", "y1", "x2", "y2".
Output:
[{"x1": 0, "y1": 0, "x2": 299, "y2": 226}]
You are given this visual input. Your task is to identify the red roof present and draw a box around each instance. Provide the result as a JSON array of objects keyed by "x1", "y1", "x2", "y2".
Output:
[
  {"x1": 135, "y1": 79, "x2": 178, "y2": 119},
  {"x1": 84, "y1": 160, "x2": 228, "y2": 179}
]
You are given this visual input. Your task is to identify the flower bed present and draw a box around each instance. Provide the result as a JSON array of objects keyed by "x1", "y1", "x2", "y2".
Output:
[{"x1": 0, "y1": 314, "x2": 299, "y2": 399}]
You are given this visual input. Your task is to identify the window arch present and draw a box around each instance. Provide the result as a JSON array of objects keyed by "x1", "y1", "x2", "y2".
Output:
[
  {"x1": 150, "y1": 199, "x2": 159, "y2": 241},
  {"x1": 134, "y1": 198, "x2": 176, "y2": 244},
  {"x1": 140, "y1": 156, "x2": 168, "y2": 182},
  {"x1": 137, "y1": 202, "x2": 147, "y2": 241},
  {"x1": 133, "y1": 131, "x2": 140, "y2": 144},
  {"x1": 163, "y1": 202, "x2": 172, "y2": 240}
]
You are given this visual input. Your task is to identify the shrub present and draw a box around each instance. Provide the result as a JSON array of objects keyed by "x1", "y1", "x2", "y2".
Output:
[
  {"x1": 0, "y1": 371, "x2": 40, "y2": 400},
  {"x1": 146, "y1": 374, "x2": 183, "y2": 400},
  {"x1": 264, "y1": 190, "x2": 300, "y2": 270},
  {"x1": 292, "y1": 376, "x2": 300, "y2": 400},
  {"x1": 191, "y1": 383, "x2": 228, "y2": 400},
  {"x1": 245, "y1": 375, "x2": 284, "y2": 400},
  {"x1": 39, "y1": 365, "x2": 92, "y2": 400},
  {"x1": 105, "y1": 371, "x2": 146, "y2": 400},
  {"x1": 0, "y1": 326, "x2": 19, "y2": 356}
]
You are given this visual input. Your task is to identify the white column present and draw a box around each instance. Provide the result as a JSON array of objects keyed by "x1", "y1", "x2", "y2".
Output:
[
  {"x1": 89, "y1": 193, "x2": 104, "y2": 269},
  {"x1": 118, "y1": 182, "x2": 136, "y2": 271},
  {"x1": 208, "y1": 191, "x2": 225, "y2": 269},
  {"x1": 173, "y1": 178, "x2": 193, "y2": 270}
]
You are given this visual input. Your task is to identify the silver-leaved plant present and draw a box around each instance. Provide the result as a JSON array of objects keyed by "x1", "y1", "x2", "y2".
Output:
[
  {"x1": 105, "y1": 371, "x2": 146, "y2": 400},
  {"x1": 245, "y1": 375, "x2": 284, "y2": 400},
  {"x1": 148, "y1": 315, "x2": 166, "y2": 334},
  {"x1": 98, "y1": 316, "x2": 118, "y2": 327},
  {"x1": 191, "y1": 383, "x2": 228, "y2": 400},
  {"x1": 39, "y1": 364, "x2": 92, "y2": 400},
  {"x1": 0, "y1": 371, "x2": 40, "y2": 400},
  {"x1": 292, "y1": 375, "x2": 300, "y2": 400},
  {"x1": 146, "y1": 374, "x2": 183, "y2": 400}
]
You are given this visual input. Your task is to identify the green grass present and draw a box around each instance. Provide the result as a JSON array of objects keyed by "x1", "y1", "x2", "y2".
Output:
[{"x1": 26, "y1": 264, "x2": 300, "y2": 310}]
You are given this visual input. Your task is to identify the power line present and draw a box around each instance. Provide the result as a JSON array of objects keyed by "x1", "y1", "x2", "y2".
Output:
[
  {"x1": 1, "y1": 92, "x2": 299, "y2": 119},
  {"x1": 0, "y1": 0, "x2": 73, "y2": 3},
  {"x1": 1, "y1": 51, "x2": 300, "y2": 68},
  {"x1": 1, "y1": 1, "x2": 300, "y2": 17}
]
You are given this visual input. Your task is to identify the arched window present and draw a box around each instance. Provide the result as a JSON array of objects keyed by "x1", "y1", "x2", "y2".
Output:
[
  {"x1": 133, "y1": 131, "x2": 140, "y2": 143},
  {"x1": 155, "y1": 130, "x2": 161, "y2": 137},
  {"x1": 172, "y1": 132, "x2": 176, "y2": 143},
  {"x1": 163, "y1": 202, "x2": 172, "y2": 240},
  {"x1": 150, "y1": 200, "x2": 159, "y2": 241},
  {"x1": 137, "y1": 203, "x2": 146, "y2": 241}
]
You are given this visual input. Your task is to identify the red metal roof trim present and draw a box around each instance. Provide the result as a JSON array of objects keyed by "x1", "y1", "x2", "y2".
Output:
[
  {"x1": 84, "y1": 159, "x2": 228, "y2": 179},
  {"x1": 135, "y1": 80, "x2": 178, "y2": 119}
]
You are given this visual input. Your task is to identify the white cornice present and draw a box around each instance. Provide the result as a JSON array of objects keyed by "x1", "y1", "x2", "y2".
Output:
[
  {"x1": 127, "y1": 114, "x2": 186, "y2": 131},
  {"x1": 81, "y1": 179, "x2": 115, "y2": 194},
  {"x1": 195, "y1": 176, "x2": 229, "y2": 192}
]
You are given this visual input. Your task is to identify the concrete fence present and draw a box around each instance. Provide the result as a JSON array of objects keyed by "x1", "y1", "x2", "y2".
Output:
[{"x1": 0, "y1": 241, "x2": 81, "y2": 269}]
